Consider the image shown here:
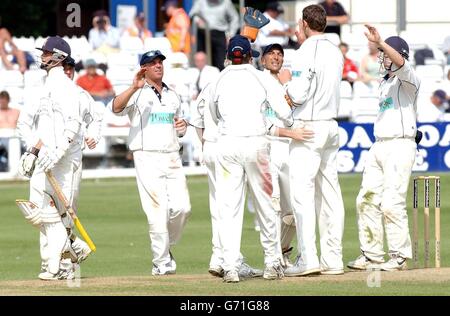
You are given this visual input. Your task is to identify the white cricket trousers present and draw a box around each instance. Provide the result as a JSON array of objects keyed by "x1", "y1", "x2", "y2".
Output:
[
  {"x1": 204, "y1": 140, "x2": 246, "y2": 268},
  {"x1": 203, "y1": 141, "x2": 223, "y2": 268},
  {"x1": 356, "y1": 138, "x2": 416, "y2": 261},
  {"x1": 133, "y1": 150, "x2": 191, "y2": 267},
  {"x1": 269, "y1": 138, "x2": 295, "y2": 252},
  {"x1": 289, "y1": 120, "x2": 345, "y2": 270},
  {"x1": 215, "y1": 135, "x2": 280, "y2": 272},
  {"x1": 31, "y1": 153, "x2": 81, "y2": 275}
]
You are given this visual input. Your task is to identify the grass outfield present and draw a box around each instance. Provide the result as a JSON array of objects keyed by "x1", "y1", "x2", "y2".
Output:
[{"x1": 0, "y1": 173, "x2": 449, "y2": 295}]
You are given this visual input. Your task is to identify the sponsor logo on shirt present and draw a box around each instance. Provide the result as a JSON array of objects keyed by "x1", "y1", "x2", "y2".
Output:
[
  {"x1": 292, "y1": 70, "x2": 302, "y2": 77},
  {"x1": 148, "y1": 113, "x2": 174, "y2": 124},
  {"x1": 264, "y1": 107, "x2": 276, "y2": 118},
  {"x1": 379, "y1": 97, "x2": 394, "y2": 112}
]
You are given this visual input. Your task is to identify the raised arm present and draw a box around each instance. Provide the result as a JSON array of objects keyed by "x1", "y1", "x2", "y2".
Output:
[
  {"x1": 112, "y1": 68, "x2": 146, "y2": 113},
  {"x1": 364, "y1": 24, "x2": 404, "y2": 68}
]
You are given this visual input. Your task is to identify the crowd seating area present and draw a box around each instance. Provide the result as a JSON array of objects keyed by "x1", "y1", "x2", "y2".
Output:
[
  {"x1": 2, "y1": 33, "x2": 449, "y2": 117},
  {"x1": 1, "y1": 33, "x2": 450, "y2": 174}
]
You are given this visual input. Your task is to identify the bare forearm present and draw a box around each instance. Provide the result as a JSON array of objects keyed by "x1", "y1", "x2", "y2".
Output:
[
  {"x1": 276, "y1": 127, "x2": 292, "y2": 138},
  {"x1": 112, "y1": 86, "x2": 138, "y2": 113},
  {"x1": 195, "y1": 127, "x2": 204, "y2": 144},
  {"x1": 379, "y1": 40, "x2": 404, "y2": 68}
]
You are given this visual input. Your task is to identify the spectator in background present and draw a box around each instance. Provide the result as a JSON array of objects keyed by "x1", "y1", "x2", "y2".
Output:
[
  {"x1": 257, "y1": 2, "x2": 294, "y2": 49},
  {"x1": 88, "y1": 10, "x2": 121, "y2": 53},
  {"x1": 191, "y1": 51, "x2": 220, "y2": 100},
  {"x1": 163, "y1": 0, "x2": 191, "y2": 54},
  {"x1": 189, "y1": 0, "x2": 239, "y2": 71},
  {"x1": 123, "y1": 12, "x2": 153, "y2": 42},
  {"x1": 418, "y1": 89, "x2": 449, "y2": 122},
  {"x1": 0, "y1": 91, "x2": 19, "y2": 128},
  {"x1": 76, "y1": 59, "x2": 115, "y2": 105},
  {"x1": 339, "y1": 42, "x2": 358, "y2": 86},
  {"x1": 431, "y1": 89, "x2": 449, "y2": 112},
  {"x1": 0, "y1": 90, "x2": 19, "y2": 171},
  {"x1": 0, "y1": 28, "x2": 28, "y2": 73},
  {"x1": 414, "y1": 47, "x2": 434, "y2": 66},
  {"x1": 360, "y1": 41, "x2": 381, "y2": 88},
  {"x1": 319, "y1": 0, "x2": 349, "y2": 38}
]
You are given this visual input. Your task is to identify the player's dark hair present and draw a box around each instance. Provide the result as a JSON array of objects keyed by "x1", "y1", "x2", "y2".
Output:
[
  {"x1": 302, "y1": 4, "x2": 327, "y2": 32},
  {"x1": 0, "y1": 90, "x2": 10, "y2": 101}
]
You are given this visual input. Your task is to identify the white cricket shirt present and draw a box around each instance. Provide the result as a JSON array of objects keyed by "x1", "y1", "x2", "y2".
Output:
[
  {"x1": 112, "y1": 82, "x2": 183, "y2": 152},
  {"x1": 209, "y1": 64, "x2": 293, "y2": 137},
  {"x1": 190, "y1": 83, "x2": 218, "y2": 143},
  {"x1": 374, "y1": 60, "x2": 420, "y2": 139},
  {"x1": 285, "y1": 34, "x2": 343, "y2": 121}
]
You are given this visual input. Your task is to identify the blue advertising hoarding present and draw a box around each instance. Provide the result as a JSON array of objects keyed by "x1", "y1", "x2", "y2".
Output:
[{"x1": 338, "y1": 122, "x2": 450, "y2": 173}]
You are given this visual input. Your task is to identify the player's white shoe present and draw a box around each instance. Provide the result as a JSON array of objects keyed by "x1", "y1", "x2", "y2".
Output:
[
  {"x1": 320, "y1": 268, "x2": 345, "y2": 275},
  {"x1": 263, "y1": 263, "x2": 284, "y2": 280},
  {"x1": 347, "y1": 255, "x2": 380, "y2": 271},
  {"x1": 38, "y1": 269, "x2": 74, "y2": 281},
  {"x1": 39, "y1": 271, "x2": 59, "y2": 281},
  {"x1": 152, "y1": 252, "x2": 177, "y2": 276},
  {"x1": 284, "y1": 257, "x2": 321, "y2": 277},
  {"x1": 379, "y1": 256, "x2": 407, "y2": 271},
  {"x1": 152, "y1": 262, "x2": 176, "y2": 276},
  {"x1": 238, "y1": 262, "x2": 263, "y2": 279},
  {"x1": 208, "y1": 265, "x2": 224, "y2": 277},
  {"x1": 223, "y1": 270, "x2": 239, "y2": 283}
]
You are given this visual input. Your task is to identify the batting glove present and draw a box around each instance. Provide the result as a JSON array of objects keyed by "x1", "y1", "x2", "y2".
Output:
[
  {"x1": 37, "y1": 146, "x2": 66, "y2": 172},
  {"x1": 18, "y1": 148, "x2": 39, "y2": 178},
  {"x1": 241, "y1": 7, "x2": 270, "y2": 42}
]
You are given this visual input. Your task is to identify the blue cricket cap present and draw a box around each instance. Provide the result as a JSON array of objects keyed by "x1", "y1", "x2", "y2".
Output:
[
  {"x1": 227, "y1": 35, "x2": 260, "y2": 59},
  {"x1": 262, "y1": 43, "x2": 284, "y2": 56},
  {"x1": 140, "y1": 50, "x2": 166, "y2": 65}
]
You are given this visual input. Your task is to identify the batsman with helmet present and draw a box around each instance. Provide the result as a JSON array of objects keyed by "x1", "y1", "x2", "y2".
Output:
[{"x1": 16, "y1": 36, "x2": 87, "y2": 280}]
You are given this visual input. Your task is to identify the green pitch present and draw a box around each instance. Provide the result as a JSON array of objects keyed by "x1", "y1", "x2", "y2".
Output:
[{"x1": 1, "y1": 173, "x2": 449, "y2": 295}]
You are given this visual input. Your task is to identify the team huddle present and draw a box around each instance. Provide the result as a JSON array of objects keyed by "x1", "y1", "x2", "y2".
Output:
[{"x1": 15, "y1": 5, "x2": 421, "y2": 282}]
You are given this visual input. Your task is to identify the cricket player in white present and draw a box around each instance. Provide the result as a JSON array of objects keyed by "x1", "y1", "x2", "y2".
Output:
[
  {"x1": 62, "y1": 57, "x2": 103, "y2": 259},
  {"x1": 260, "y1": 43, "x2": 314, "y2": 267},
  {"x1": 348, "y1": 25, "x2": 420, "y2": 271},
  {"x1": 279, "y1": 5, "x2": 345, "y2": 276},
  {"x1": 191, "y1": 82, "x2": 264, "y2": 279},
  {"x1": 111, "y1": 50, "x2": 191, "y2": 275},
  {"x1": 209, "y1": 35, "x2": 294, "y2": 283},
  {"x1": 17, "y1": 36, "x2": 84, "y2": 280}
]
